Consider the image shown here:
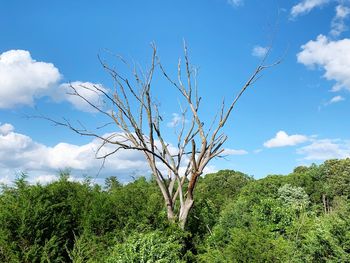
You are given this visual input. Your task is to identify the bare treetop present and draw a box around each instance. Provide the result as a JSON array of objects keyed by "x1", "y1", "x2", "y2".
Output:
[{"x1": 42, "y1": 42, "x2": 279, "y2": 228}]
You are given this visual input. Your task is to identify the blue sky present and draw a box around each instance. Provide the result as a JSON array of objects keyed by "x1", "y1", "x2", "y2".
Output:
[{"x1": 1, "y1": 0, "x2": 350, "y2": 184}]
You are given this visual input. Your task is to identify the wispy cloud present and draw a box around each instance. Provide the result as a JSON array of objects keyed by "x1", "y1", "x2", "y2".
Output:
[
  {"x1": 251, "y1": 45, "x2": 268, "y2": 58},
  {"x1": 227, "y1": 0, "x2": 243, "y2": 7},
  {"x1": 56, "y1": 82, "x2": 107, "y2": 113},
  {"x1": 264, "y1": 131, "x2": 309, "y2": 148},
  {"x1": 290, "y1": 0, "x2": 330, "y2": 18},
  {"x1": 326, "y1": 95, "x2": 345, "y2": 105},
  {"x1": 253, "y1": 149, "x2": 263, "y2": 154},
  {"x1": 291, "y1": 1, "x2": 350, "y2": 37},
  {"x1": 297, "y1": 139, "x2": 350, "y2": 160},
  {"x1": 167, "y1": 113, "x2": 187, "y2": 128},
  {"x1": 330, "y1": 4, "x2": 350, "y2": 37},
  {"x1": 167, "y1": 113, "x2": 182, "y2": 128},
  {"x1": 223, "y1": 148, "x2": 248, "y2": 155}
]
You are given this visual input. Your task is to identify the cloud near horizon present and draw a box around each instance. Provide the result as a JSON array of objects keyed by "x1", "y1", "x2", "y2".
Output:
[
  {"x1": 297, "y1": 139, "x2": 350, "y2": 160},
  {"x1": 0, "y1": 123, "x2": 150, "y2": 185},
  {"x1": 0, "y1": 123, "x2": 217, "y2": 185},
  {"x1": 264, "y1": 130, "x2": 350, "y2": 161}
]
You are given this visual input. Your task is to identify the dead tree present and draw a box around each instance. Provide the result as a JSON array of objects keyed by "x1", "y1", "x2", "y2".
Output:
[{"x1": 50, "y1": 43, "x2": 278, "y2": 229}]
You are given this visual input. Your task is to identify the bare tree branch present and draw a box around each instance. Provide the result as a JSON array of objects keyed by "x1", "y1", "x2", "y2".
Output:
[{"x1": 35, "y1": 42, "x2": 278, "y2": 229}]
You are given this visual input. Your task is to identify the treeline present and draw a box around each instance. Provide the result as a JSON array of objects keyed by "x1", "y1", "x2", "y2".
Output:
[{"x1": 0, "y1": 159, "x2": 350, "y2": 262}]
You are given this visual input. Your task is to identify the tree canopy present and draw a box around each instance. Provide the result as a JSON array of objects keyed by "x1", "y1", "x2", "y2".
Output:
[{"x1": 1, "y1": 158, "x2": 350, "y2": 262}]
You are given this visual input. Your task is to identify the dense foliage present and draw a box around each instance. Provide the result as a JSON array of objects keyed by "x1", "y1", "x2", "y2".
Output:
[{"x1": 0, "y1": 159, "x2": 350, "y2": 262}]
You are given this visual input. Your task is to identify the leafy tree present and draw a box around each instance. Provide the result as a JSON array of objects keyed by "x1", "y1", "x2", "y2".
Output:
[
  {"x1": 278, "y1": 184, "x2": 310, "y2": 210},
  {"x1": 1, "y1": 160, "x2": 350, "y2": 261},
  {"x1": 321, "y1": 159, "x2": 350, "y2": 208},
  {"x1": 187, "y1": 170, "x2": 252, "y2": 238},
  {"x1": 198, "y1": 226, "x2": 295, "y2": 263},
  {"x1": 105, "y1": 230, "x2": 186, "y2": 263}
]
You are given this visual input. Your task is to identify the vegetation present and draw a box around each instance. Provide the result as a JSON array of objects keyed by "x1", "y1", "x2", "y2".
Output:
[{"x1": 1, "y1": 159, "x2": 350, "y2": 262}]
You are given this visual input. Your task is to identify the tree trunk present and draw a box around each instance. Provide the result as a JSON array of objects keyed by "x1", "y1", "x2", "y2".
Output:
[
  {"x1": 322, "y1": 194, "x2": 328, "y2": 214},
  {"x1": 178, "y1": 198, "x2": 194, "y2": 229},
  {"x1": 167, "y1": 202, "x2": 176, "y2": 222}
]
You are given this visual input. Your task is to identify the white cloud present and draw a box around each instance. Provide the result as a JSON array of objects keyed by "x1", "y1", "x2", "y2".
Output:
[
  {"x1": 0, "y1": 174, "x2": 14, "y2": 185},
  {"x1": 56, "y1": 82, "x2": 107, "y2": 113},
  {"x1": 327, "y1": 95, "x2": 345, "y2": 104},
  {"x1": 223, "y1": 148, "x2": 248, "y2": 155},
  {"x1": 0, "y1": 123, "x2": 14, "y2": 135},
  {"x1": 33, "y1": 174, "x2": 58, "y2": 184},
  {"x1": 0, "y1": 123, "x2": 217, "y2": 185},
  {"x1": 291, "y1": 0, "x2": 330, "y2": 18},
  {"x1": 264, "y1": 131, "x2": 309, "y2": 148},
  {"x1": 330, "y1": 4, "x2": 350, "y2": 37},
  {"x1": 335, "y1": 3, "x2": 350, "y2": 18},
  {"x1": 0, "y1": 50, "x2": 108, "y2": 113},
  {"x1": 252, "y1": 46, "x2": 268, "y2": 58},
  {"x1": 297, "y1": 35, "x2": 350, "y2": 91},
  {"x1": 203, "y1": 165, "x2": 218, "y2": 175},
  {"x1": 0, "y1": 124, "x2": 150, "y2": 184},
  {"x1": 297, "y1": 139, "x2": 350, "y2": 160},
  {"x1": 167, "y1": 113, "x2": 183, "y2": 128},
  {"x1": 0, "y1": 50, "x2": 61, "y2": 108},
  {"x1": 227, "y1": 0, "x2": 243, "y2": 7}
]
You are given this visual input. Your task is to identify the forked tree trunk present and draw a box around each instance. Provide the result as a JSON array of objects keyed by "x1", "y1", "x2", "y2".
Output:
[{"x1": 179, "y1": 198, "x2": 194, "y2": 229}]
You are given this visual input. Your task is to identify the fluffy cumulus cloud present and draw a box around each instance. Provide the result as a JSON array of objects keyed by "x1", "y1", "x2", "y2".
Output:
[
  {"x1": 0, "y1": 123, "x2": 218, "y2": 185},
  {"x1": 264, "y1": 131, "x2": 309, "y2": 148},
  {"x1": 56, "y1": 82, "x2": 107, "y2": 113},
  {"x1": 297, "y1": 35, "x2": 350, "y2": 91},
  {"x1": 0, "y1": 49, "x2": 107, "y2": 113},
  {"x1": 251, "y1": 45, "x2": 268, "y2": 58},
  {"x1": 0, "y1": 123, "x2": 149, "y2": 184},
  {"x1": 0, "y1": 50, "x2": 61, "y2": 108},
  {"x1": 0, "y1": 123, "x2": 14, "y2": 135},
  {"x1": 290, "y1": 0, "x2": 330, "y2": 18},
  {"x1": 297, "y1": 139, "x2": 350, "y2": 160}
]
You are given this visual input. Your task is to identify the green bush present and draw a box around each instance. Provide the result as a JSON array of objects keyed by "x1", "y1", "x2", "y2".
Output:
[{"x1": 105, "y1": 230, "x2": 186, "y2": 263}]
